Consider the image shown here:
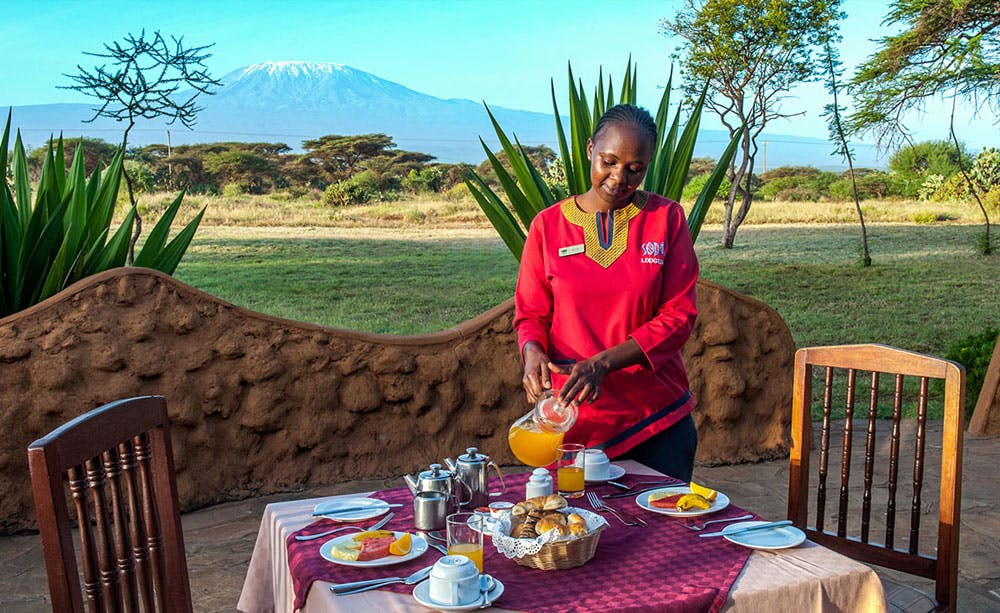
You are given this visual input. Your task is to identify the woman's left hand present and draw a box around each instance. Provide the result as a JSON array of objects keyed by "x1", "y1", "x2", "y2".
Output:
[{"x1": 549, "y1": 357, "x2": 607, "y2": 406}]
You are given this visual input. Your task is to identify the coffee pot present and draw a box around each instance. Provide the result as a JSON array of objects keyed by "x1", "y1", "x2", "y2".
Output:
[{"x1": 444, "y1": 447, "x2": 506, "y2": 510}]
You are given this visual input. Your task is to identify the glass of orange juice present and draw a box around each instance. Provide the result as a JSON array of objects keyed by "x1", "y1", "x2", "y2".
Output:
[
  {"x1": 556, "y1": 443, "x2": 586, "y2": 498},
  {"x1": 446, "y1": 512, "x2": 484, "y2": 572}
]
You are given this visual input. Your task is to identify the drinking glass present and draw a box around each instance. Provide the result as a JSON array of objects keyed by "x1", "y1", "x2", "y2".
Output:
[
  {"x1": 446, "y1": 512, "x2": 484, "y2": 572},
  {"x1": 556, "y1": 443, "x2": 586, "y2": 498}
]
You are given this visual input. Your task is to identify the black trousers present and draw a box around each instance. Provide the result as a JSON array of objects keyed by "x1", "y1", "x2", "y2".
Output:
[{"x1": 619, "y1": 413, "x2": 698, "y2": 482}]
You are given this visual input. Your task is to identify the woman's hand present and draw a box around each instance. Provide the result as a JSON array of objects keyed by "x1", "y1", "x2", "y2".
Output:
[
  {"x1": 550, "y1": 357, "x2": 607, "y2": 407},
  {"x1": 521, "y1": 341, "x2": 552, "y2": 403}
]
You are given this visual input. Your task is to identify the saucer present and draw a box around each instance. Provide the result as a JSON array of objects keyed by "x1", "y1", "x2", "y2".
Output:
[
  {"x1": 413, "y1": 577, "x2": 504, "y2": 611},
  {"x1": 585, "y1": 463, "x2": 626, "y2": 483}
]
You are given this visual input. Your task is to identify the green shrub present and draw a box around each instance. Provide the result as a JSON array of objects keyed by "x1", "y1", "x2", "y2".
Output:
[
  {"x1": 221, "y1": 182, "x2": 245, "y2": 198},
  {"x1": 323, "y1": 173, "x2": 376, "y2": 207},
  {"x1": 682, "y1": 172, "x2": 730, "y2": 202},
  {"x1": 912, "y1": 212, "x2": 941, "y2": 224},
  {"x1": 443, "y1": 182, "x2": 472, "y2": 201},
  {"x1": 971, "y1": 147, "x2": 1000, "y2": 192},
  {"x1": 0, "y1": 111, "x2": 205, "y2": 317},
  {"x1": 888, "y1": 140, "x2": 970, "y2": 198},
  {"x1": 758, "y1": 167, "x2": 836, "y2": 201},
  {"x1": 944, "y1": 327, "x2": 999, "y2": 418},
  {"x1": 932, "y1": 173, "x2": 973, "y2": 202},
  {"x1": 983, "y1": 187, "x2": 1000, "y2": 214},
  {"x1": 402, "y1": 167, "x2": 443, "y2": 193},
  {"x1": 828, "y1": 171, "x2": 894, "y2": 201}
]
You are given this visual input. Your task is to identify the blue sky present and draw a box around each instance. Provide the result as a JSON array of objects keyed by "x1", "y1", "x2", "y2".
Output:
[{"x1": 1, "y1": 0, "x2": 995, "y2": 152}]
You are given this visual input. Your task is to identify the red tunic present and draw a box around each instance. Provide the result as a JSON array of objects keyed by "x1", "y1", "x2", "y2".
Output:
[{"x1": 514, "y1": 192, "x2": 699, "y2": 457}]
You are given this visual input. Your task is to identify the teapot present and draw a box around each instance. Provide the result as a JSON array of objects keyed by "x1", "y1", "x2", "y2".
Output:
[
  {"x1": 403, "y1": 463, "x2": 471, "y2": 516},
  {"x1": 445, "y1": 447, "x2": 505, "y2": 510}
]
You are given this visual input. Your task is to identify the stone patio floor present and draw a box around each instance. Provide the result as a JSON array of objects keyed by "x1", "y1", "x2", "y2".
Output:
[{"x1": 2, "y1": 424, "x2": 998, "y2": 612}]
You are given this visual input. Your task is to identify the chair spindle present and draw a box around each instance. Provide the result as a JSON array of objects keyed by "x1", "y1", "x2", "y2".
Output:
[
  {"x1": 120, "y1": 439, "x2": 156, "y2": 612},
  {"x1": 69, "y1": 464, "x2": 103, "y2": 612},
  {"x1": 816, "y1": 366, "x2": 834, "y2": 531},
  {"x1": 838, "y1": 368, "x2": 857, "y2": 537},
  {"x1": 104, "y1": 448, "x2": 140, "y2": 612},
  {"x1": 909, "y1": 376, "x2": 929, "y2": 555},
  {"x1": 886, "y1": 373, "x2": 904, "y2": 549},
  {"x1": 861, "y1": 371, "x2": 879, "y2": 543},
  {"x1": 84, "y1": 456, "x2": 123, "y2": 613}
]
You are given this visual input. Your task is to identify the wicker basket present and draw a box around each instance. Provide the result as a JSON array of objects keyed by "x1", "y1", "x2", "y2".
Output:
[
  {"x1": 493, "y1": 507, "x2": 608, "y2": 570},
  {"x1": 512, "y1": 522, "x2": 606, "y2": 570}
]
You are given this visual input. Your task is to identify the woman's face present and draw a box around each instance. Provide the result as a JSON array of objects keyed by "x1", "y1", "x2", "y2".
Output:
[{"x1": 586, "y1": 123, "x2": 653, "y2": 208}]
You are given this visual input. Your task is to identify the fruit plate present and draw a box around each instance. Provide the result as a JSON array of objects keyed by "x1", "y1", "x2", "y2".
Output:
[
  {"x1": 635, "y1": 486, "x2": 730, "y2": 517},
  {"x1": 319, "y1": 531, "x2": 427, "y2": 567}
]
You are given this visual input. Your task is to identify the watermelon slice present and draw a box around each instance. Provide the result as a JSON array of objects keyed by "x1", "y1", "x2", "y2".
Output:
[
  {"x1": 356, "y1": 536, "x2": 396, "y2": 561},
  {"x1": 648, "y1": 493, "x2": 685, "y2": 509}
]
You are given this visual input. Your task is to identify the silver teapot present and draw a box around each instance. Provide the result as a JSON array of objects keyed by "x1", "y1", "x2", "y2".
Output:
[
  {"x1": 403, "y1": 463, "x2": 470, "y2": 530},
  {"x1": 445, "y1": 447, "x2": 506, "y2": 510}
]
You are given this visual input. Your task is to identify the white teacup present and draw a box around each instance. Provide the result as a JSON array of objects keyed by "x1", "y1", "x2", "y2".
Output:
[
  {"x1": 428, "y1": 555, "x2": 480, "y2": 605},
  {"x1": 578, "y1": 448, "x2": 610, "y2": 480}
]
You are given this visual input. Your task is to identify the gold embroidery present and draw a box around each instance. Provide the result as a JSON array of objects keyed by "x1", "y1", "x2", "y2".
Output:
[{"x1": 560, "y1": 194, "x2": 644, "y2": 268}]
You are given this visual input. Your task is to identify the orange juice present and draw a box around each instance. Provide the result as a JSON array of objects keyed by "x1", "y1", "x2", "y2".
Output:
[
  {"x1": 508, "y1": 420, "x2": 564, "y2": 467},
  {"x1": 557, "y1": 466, "x2": 585, "y2": 495},
  {"x1": 448, "y1": 542, "x2": 484, "y2": 572}
]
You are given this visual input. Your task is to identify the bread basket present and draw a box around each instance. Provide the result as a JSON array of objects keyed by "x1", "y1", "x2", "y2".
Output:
[{"x1": 492, "y1": 507, "x2": 608, "y2": 570}]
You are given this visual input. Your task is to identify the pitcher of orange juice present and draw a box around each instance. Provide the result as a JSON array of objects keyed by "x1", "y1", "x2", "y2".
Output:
[{"x1": 507, "y1": 391, "x2": 578, "y2": 467}]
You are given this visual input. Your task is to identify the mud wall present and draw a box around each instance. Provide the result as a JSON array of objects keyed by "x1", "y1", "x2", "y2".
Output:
[{"x1": 0, "y1": 268, "x2": 794, "y2": 532}]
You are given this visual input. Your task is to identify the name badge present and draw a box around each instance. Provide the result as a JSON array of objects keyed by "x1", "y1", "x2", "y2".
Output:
[{"x1": 558, "y1": 244, "x2": 585, "y2": 257}]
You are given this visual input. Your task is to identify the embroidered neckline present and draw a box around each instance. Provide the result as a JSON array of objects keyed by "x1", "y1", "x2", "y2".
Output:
[{"x1": 560, "y1": 192, "x2": 647, "y2": 268}]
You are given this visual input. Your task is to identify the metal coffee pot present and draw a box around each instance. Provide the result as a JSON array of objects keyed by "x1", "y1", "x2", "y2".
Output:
[
  {"x1": 403, "y1": 463, "x2": 470, "y2": 528},
  {"x1": 444, "y1": 447, "x2": 506, "y2": 510}
]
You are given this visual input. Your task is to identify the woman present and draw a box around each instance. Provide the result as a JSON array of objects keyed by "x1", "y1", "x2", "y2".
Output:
[{"x1": 514, "y1": 104, "x2": 699, "y2": 481}]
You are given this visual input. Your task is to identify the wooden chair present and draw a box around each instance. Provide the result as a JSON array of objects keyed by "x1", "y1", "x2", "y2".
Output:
[
  {"x1": 788, "y1": 345, "x2": 964, "y2": 612},
  {"x1": 28, "y1": 396, "x2": 192, "y2": 612}
]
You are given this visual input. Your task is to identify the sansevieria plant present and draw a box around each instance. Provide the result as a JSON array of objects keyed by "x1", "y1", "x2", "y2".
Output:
[
  {"x1": 0, "y1": 110, "x2": 205, "y2": 318},
  {"x1": 465, "y1": 60, "x2": 743, "y2": 260}
]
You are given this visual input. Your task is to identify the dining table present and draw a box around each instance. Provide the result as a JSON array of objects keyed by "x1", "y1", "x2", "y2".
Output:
[{"x1": 237, "y1": 460, "x2": 887, "y2": 612}]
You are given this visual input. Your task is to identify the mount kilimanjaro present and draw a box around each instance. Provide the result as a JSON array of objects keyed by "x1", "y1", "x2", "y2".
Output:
[{"x1": 6, "y1": 61, "x2": 876, "y2": 168}]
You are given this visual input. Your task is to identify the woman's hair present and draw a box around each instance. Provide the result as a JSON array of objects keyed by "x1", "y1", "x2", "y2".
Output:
[{"x1": 592, "y1": 104, "x2": 657, "y2": 147}]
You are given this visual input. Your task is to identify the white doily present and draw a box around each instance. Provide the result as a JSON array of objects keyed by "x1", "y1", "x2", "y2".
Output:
[{"x1": 490, "y1": 507, "x2": 609, "y2": 559}]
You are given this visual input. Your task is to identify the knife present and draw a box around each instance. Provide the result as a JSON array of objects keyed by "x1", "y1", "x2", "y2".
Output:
[
  {"x1": 312, "y1": 503, "x2": 402, "y2": 517},
  {"x1": 698, "y1": 519, "x2": 793, "y2": 538}
]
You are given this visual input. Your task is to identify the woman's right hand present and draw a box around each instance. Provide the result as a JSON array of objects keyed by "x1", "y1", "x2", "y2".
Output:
[{"x1": 521, "y1": 341, "x2": 552, "y2": 403}]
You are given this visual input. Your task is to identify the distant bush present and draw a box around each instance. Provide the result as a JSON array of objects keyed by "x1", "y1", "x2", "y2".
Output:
[
  {"x1": 323, "y1": 173, "x2": 376, "y2": 206},
  {"x1": 682, "y1": 172, "x2": 731, "y2": 202},
  {"x1": 918, "y1": 174, "x2": 946, "y2": 200},
  {"x1": 912, "y1": 212, "x2": 941, "y2": 224},
  {"x1": 931, "y1": 173, "x2": 973, "y2": 202},
  {"x1": 888, "y1": 140, "x2": 970, "y2": 197},
  {"x1": 944, "y1": 327, "x2": 999, "y2": 418},
  {"x1": 443, "y1": 182, "x2": 473, "y2": 201},
  {"x1": 983, "y1": 187, "x2": 1000, "y2": 214},
  {"x1": 758, "y1": 166, "x2": 836, "y2": 201},
  {"x1": 221, "y1": 182, "x2": 245, "y2": 198},
  {"x1": 402, "y1": 167, "x2": 443, "y2": 193},
  {"x1": 827, "y1": 170, "x2": 894, "y2": 201}
]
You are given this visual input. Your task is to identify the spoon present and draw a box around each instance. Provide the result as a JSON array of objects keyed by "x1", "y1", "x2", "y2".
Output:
[{"x1": 478, "y1": 574, "x2": 495, "y2": 608}]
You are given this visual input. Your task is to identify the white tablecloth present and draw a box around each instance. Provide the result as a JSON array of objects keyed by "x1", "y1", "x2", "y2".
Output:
[{"x1": 237, "y1": 461, "x2": 887, "y2": 613}]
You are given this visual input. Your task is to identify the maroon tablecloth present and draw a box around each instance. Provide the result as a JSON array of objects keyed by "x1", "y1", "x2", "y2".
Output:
[{"x1": 287, "y1": 472, "x2": 759, "y2": 612}]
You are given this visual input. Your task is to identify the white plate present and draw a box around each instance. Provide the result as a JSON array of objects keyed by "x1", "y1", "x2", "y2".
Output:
[
  {"x1": 312, "y1": 497, "x2": 391, "y2": 522},
  {"x1": 636, "y1": 486, "x2": 730, "y2": 517},
  {"x1": 319, "y1": 531, "x2": 428, "y2": 567},
  {"x1": 722, "y1": 521, "x2": 806, "y2": 550},
  {"x1": 585, "y1": 463, "x2": 626, "y2": 483},
  {"x1": 413, "y1": 577, "x2": 504, "y2": 611}
]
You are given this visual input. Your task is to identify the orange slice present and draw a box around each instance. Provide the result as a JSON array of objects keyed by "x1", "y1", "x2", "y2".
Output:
[
  {"x1": 689, "y1": 481, "x2": 718, "y2": 502},
  {"x1": 388, "y1": 533, "x2": 412, "y2": 556}
]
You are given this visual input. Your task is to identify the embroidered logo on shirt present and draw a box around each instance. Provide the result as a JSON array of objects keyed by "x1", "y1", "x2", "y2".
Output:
[
  {"x1": 560, "y1": 197, "x2": 643, "y2": 268},
  {"x1": 640, "y1": 241, "x2": 665, "y2": 265}
]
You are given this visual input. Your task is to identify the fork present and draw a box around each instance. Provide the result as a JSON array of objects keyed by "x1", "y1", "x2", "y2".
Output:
[
  {"x1": 586, "y1": 491, "x2": 642, "y2": 527},
  {"x1": 295, "y1": 511, "x2": 395, "y2": 541},
  {"x1": 682, "y1": 513, "x2": 754, "y2": 531}
]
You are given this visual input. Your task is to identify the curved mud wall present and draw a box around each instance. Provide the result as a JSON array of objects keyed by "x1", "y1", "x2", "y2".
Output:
[{"x1": 0, "y1": 268, "x2": 794, "y2": 532}]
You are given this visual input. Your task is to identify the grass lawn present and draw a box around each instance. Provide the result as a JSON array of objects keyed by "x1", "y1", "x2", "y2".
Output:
[{"x1": 174, "y1": 223, "x2": 999, "y2": 357}]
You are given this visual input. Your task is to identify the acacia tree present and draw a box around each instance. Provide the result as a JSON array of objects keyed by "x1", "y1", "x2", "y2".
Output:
[
  {"x1": 63, "y1": 30, "x2": 221, "y2": 262},
  {"x1": 662, "y1": 0, "x2": 843, "y2": 248},
  {"x1": 849, "y1": 0, "x2": 998, "y2": 254}
]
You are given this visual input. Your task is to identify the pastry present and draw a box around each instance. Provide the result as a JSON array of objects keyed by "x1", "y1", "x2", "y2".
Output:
[
  {"x1": 567, "y1": 522, "x2": 589, "y2": 537},
  {"x1": 566, "y1": 513, "x2": 586, "y2": 526},
  {"x1": 535, "y1": 516, "x2": 565, "y2": 535},
  {"x1": 542, "y1": 494, "x2": 568, "y2": 510}
]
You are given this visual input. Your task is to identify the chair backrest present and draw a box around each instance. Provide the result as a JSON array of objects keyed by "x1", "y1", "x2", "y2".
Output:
[
  {"x1": 787, "y1": 344, "x2": 964, "y2": 612},
  {"x1": 27, "y1": 396, "x2": 192, "y2": 613}
]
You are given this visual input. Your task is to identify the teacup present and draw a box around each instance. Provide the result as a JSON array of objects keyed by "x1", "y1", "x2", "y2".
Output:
[
  {"x1": 428, "y1": 555, "x2": 480, "y2": 605},
  {"x1": 578, "y1": 448, "x2": 610, "y2": 480}
]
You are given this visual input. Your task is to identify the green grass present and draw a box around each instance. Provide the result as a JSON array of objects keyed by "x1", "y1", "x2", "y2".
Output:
[{"x1": 174, "y1": 224, "x2": 999, "y2": 356}]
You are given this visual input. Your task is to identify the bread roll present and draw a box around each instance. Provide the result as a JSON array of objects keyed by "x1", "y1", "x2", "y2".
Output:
[
  {"x1": 534, "y1": 517, "x2": 564, "y2": 535},
  {"x1": 540, "y1": 511, "x2": 567, "y2": 525},
  {"x1": 512, "y1": 501, "x2": 533, "y2": 516},
  {"x1": 542, "y1": 494, "x2": 568, "y2": 510},
  {"x1": 568, "y1": 522, "x2": 589, "y2": 537},
  {"x1": 566, "y1": 513, "x2": 586, "y2": 526},
  {"x1": 526, "y1": 496, "x2": 548, "y2": 509}
]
